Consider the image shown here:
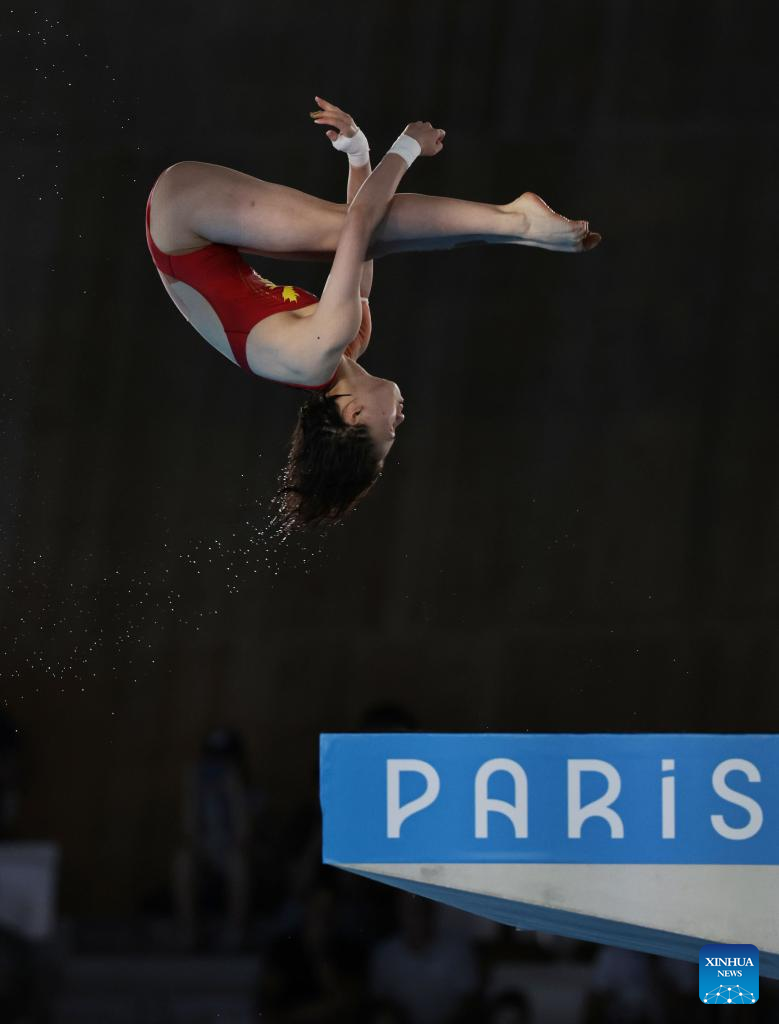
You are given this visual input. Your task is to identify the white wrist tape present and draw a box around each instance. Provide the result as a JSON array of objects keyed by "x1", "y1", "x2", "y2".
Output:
[
  {"x1": 332, "y1": 127, "x2": 370, "y2": 167},
  {"x1": 387, "y1": 133, "x2": 421, "y2": 167}
]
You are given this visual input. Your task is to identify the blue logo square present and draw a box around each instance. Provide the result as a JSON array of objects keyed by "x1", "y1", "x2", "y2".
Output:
[{"x1": 699, "y1": 943, "x2": 759, "y2": 1004}]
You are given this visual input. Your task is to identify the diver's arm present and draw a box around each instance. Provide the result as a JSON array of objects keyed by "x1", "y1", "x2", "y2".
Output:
[
  {"x1": 311, "y1": 97, "x2": 373, "y2": 357},
  {"x1": 312, "y1": 96, "x2": 375, "y2": 299},
  {"x1": 267, "y1": 120, "x2": 443, "y2": 385},
  {"x1": 344, "y1": 161, "x2": 374, "y2": 357},
  {"x1": 346, "y1": 162, "x2": 374, "y2": 300}
]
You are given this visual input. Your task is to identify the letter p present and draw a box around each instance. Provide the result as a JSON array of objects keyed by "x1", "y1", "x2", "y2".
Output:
[{"x1": 387, "y1": 759, "x2": 440, "y2": 839}]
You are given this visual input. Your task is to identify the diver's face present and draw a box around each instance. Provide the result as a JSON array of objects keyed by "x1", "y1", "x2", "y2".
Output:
[
  {"x1": 339, "y1": 378, "x2": 405, "y2": 462},
  {"x1": 360, "y1": 379, "x2": 405, "y2": 460}
]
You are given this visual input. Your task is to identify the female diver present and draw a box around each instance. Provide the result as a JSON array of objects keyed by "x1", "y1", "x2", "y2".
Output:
[{"x1": 145, "y1": 97, "x2": 600, "y2": 527}]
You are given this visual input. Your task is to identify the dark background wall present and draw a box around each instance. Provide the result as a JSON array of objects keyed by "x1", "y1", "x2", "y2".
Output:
[{"x1": 1, "y1": 0, "x2": 777, "y2": 912}]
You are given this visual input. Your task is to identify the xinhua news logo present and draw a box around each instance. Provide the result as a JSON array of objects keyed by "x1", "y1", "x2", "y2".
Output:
[{"x1": 699, "y1": 944, "x2": 759, "y2": 1005}]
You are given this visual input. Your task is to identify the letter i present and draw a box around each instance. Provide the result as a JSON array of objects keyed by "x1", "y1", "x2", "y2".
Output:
[{"x1": 661, "y1": 759, "x2": 676, "y2": 839}]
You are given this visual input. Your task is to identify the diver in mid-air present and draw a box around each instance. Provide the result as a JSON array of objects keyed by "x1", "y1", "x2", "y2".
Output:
[{"x1": 145, "y1": 97, "x2": 600, "y2": 526}]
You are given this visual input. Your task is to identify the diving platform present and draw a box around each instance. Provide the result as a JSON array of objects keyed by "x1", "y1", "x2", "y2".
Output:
[{"x1": 320, "y1": 734, "x2": 779, "y2": 978}]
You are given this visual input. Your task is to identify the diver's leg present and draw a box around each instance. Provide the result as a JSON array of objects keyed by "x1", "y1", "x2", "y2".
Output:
[
  {"x1": 233, "y1": 188, "x2": 601, "y2": 259},
  {"x1": 153, "y1": 161, "x2": 598, "y2": 257},
  {"x1": 371, "y1": 191, "x2": 600, "y2": 255},
  {"x1": 149, "y1": 160, "x2": 345, "y2": 254}
]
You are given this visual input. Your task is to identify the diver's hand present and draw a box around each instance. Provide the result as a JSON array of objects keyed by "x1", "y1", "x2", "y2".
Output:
[
  {"x1": 402, "y1": 121, "x2": 446, "y2": 156},
  {"x1": 310, "y1": 95, "x2": 359, "y2": 143}
]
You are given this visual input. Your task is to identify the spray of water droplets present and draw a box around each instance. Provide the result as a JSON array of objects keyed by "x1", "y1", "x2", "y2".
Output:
[
  {"x1": 0, "y1": 485, "x2": 334, "y2": 703},
  {"x1": 3, "y1": 8, "x2": 141, "y2": 204}
]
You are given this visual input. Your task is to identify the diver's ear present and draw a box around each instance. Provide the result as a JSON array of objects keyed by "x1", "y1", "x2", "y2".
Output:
[{"x1": 342, "y1": 402, "x2": 364, "y2": 425}]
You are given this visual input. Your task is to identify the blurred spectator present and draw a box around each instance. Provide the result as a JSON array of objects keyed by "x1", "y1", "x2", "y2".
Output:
[
  {"x1": 483, "y1": 990, "x2": 532, "y2": 1024},
  {"x1": 258, "y1": 868, "x2": 367, "y2": 1022},
  {"x1": 369, "y1": 891, "x2": 480, "y2": 1024},
  {"x1": 0, "y1": 924, "x2": 35, "y2": 1023},
  {"x1": 581, "y1": 946, "x2": 665, "y2": 1024},
  {"x1": 365, "y1": 997, "x2": 412, "y2": 1024},
  {"x1": 171, "y1": 728, "x2": 251, "y2": 950},
  {"x1": 651, "y1": 956, "x2": 706, "y2": 1024}
]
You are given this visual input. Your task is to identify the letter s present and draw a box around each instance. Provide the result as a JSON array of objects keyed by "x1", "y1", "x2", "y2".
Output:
[{"x1": 711, "y1": 758, "x2": 763, "y2": 840}]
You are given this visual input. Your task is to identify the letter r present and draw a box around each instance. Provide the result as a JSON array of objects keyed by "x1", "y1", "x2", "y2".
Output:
[{"x1": 568, "y1": 759, "x2": 624, "y2": 839}]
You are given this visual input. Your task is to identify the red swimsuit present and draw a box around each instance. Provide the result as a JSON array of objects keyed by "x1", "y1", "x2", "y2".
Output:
[{"x1": 145, "y1": 182, "x2": 335, "y2": 390}]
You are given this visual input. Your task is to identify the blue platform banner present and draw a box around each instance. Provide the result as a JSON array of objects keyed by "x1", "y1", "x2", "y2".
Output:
[{"x1": 320, "y1": 734, "x2": 778, "y2": 865}]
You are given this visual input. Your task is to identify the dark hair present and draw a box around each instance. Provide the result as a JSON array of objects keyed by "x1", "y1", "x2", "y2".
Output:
[{"x1": 278, "y1": 392, "x2": 382, "y2": 528}]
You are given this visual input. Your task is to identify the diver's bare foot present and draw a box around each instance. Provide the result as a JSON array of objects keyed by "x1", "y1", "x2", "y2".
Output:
[{"x1": 501, "y1": 192, "x2": 601, "y2": 252}]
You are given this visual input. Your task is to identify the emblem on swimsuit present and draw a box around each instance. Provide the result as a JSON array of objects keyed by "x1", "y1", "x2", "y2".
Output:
[{"x1": 249, "y1": 273, "x2": 300, "y2": 304}]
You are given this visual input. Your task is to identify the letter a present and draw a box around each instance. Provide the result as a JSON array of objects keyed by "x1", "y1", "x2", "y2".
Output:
[{"x1": 475, "y1": 759, "x2": 528, "y2": 839}]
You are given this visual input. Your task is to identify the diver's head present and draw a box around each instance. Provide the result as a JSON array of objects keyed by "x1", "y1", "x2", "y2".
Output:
[
  {"x1": 330, "y1": 373, "x2": 405, "y2": 463},
  {"x1": 279, "y1": 367, "x2": 405, "y2": 528}
]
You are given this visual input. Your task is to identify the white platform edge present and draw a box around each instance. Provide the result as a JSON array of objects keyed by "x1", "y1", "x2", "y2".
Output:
[{"x1": 338, "y1": 863, "x2": 779, "y2": 954}]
